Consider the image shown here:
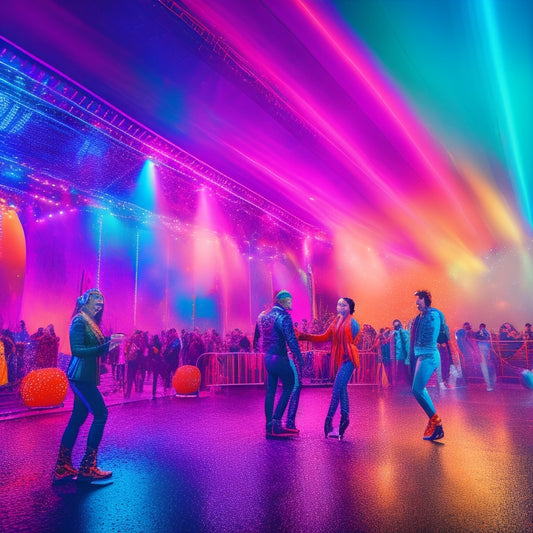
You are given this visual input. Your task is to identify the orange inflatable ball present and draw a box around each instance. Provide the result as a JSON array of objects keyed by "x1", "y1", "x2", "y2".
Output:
[
  {"x1": 20, "y1": 368, "x2": 68, "y2": 408},
  {"x1": 172, "y1": 365, "x2": 201, "y2": 395}
]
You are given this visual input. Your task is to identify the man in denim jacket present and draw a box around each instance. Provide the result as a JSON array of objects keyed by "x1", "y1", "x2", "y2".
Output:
[{"x1": 410, "y1": 290, "x2": 445, "y2": 441}]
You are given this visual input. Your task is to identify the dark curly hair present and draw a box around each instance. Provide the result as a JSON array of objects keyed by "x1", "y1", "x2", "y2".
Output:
[{"x1": 414, "y1": 290, "x2": 432, "y2": 307}]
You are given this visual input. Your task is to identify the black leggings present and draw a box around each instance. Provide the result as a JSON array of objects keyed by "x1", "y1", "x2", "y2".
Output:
[{"x1": 60, "y1": 381, "x2": 108, "y2": 451}]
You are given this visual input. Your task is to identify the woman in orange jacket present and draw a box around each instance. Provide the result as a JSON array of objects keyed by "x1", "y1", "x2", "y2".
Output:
[{"x1": 298, "y1": 297, "x2": 360, "y2": 439}]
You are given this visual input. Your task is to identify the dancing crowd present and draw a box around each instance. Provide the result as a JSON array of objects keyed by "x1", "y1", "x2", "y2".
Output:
[{"x1": 0, "y1": 288, "x2": 531, "y2": 484}]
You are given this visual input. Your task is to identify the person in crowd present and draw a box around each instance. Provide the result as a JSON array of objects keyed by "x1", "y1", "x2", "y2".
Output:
[
  {"x1": 183, "y1": 328, "x2": 204, "y2": 366},
  {"x1": 163, "y1": 328, "x2": 181, "y2": 384},
  {"x1": 136, "y1": 331, "x2": 150, "y2": 393},
  {"x1": 256, "y1": 290, "x2": 304, "y2": 439},
  {"x1": 522, "y1": 323, "x2": 533, "y2": 341},
  {"x1": 499, "y1": 322, "x2": 520, "y2": 340},
  {"x1": 499, "y1": 324, "x2": 510, "y2": 340},
  {"x1": 14, "y1": 320, "x2": 30, "y2": 379},
  {"x1": 253, "y1": 304, "x2": 271, "y2": 352},
  {"x1": 455, "y1": 321, "x2": 476, "y2": 375},
  {"x1": 1, "y1": 329, "x2": 16, "y2": 383},
  {"x1": 31, "y1": 324, "x2": 57, "y2": 369},
  {"x1": 0, "y1": 335, "x2": 7, "y2": 386},
  {"x1": 238, "y1": 333, "x2": 251, "y2": 352},
  {"x1": 358, "y1": 323, "x2": 377, "y2": 352},
  {"x1": 437, "y1": 340, "x2": 454, "y2": 389},
  {"x1": 53, "y1": 288, "x2": 124, "y2": 484},
  {"x1": 124, "y1": 330, "x2": 143, "y2": 399},
  {"x1": 374, "y1": 327, "x2": 393, "y2": 387},
  {"x1": 475, "y1": 323, "x2": 494, "y2": 391},
  {"x1": 391, "y1": 319, "x2": 410, "y2": 386},
  {"x1": 14, "y1": 320, "x2": 30, "y2": 343},
  {"x1": 149, "y1": 334, "x2": 169, "y2": 399},
  {"x1": 115, "y1": 334, "x2": 126, "y2": 389},
  {"x1": 180, "y1": 328, "x2": 189, "y2": 366},
  {"x1": 297, "y1": 297, "x2": 360, "y2": 439},
  {"x1": 30, "y1": 327, "x2": 44, "y2": 341},
  {"x1": 44, "y1": 324, "x2": 60, "y2": 367},
  {"x1": 409, "y1": 290, "x2": 445, "y2": 441},
  {"x1": 108, "y1": 342, "x2": 119, "y2": 382}
]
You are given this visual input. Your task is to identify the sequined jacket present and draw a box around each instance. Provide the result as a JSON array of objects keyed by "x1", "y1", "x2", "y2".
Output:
[{"x1": 256, "y1": 304, "x2": 304, "y2": 367}]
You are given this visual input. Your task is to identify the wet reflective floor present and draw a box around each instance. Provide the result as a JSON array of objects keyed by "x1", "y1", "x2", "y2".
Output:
[{"x1": 1, "y1": 384, "x2": 532, "y2": 532}]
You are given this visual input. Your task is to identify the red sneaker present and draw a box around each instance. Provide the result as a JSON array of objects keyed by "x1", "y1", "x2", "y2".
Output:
[
  {"x1": 266, "y1": 424, "x2": 295, "y2": 439},
  {"x1": 423, "y1": 414, "x2": 443, "y2": 440}
]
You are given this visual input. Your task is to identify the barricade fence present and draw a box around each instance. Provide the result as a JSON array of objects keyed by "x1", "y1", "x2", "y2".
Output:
[
  {"x1": 460, "y1": 339, "x2": 531, "y2": 382},
  {"x1": 196, "y1": 350, "x2": 383, "y2": 388},
  {"x1": 2, "y1": 339, "x2": 530, "y2": 402},
  {"x1": 197, "y1": 340, "x2": 533, "y2": 389}
]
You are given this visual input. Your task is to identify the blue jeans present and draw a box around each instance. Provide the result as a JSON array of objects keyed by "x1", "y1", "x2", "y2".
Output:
[
  {"x1": 264, "y1": 354, "x2": 295, "y2": 429},
  {"x1": 287, "y1": 358, "x2": 302, "y2": 425},
  {"x1": 412, "y1": 355, "x2": 439, "y2": 418},
  {"x1": 61, "y1": 381, "x2": 108, "y2": 451},
  {"x1": 327, "y1": 361, "x2": 354, "y2": 418}
]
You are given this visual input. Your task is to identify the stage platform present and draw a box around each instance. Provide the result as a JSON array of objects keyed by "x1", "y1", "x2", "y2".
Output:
[{"x1": 0, "y1": 383, "x2": 531, "y2": 532}]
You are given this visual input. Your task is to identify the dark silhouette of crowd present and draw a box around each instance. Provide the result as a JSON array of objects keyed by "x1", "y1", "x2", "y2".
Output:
[
  {"x1": 0, "y1": 320, "x2": 60, "y2": 386},
  {"x1": 1, "y1": 314, "x2": 531, "y2": 395}
]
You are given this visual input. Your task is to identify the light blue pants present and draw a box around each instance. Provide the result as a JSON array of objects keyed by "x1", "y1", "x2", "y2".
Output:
[
  {"x1": 478, "y1": 345, "x2": 492, "y2": 389},
  {"x1": 412, "y1": 355, "x2": 439, "y2": 418}
]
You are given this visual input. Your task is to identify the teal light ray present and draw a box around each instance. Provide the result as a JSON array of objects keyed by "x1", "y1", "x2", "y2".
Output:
[
  {"x1": 480, "y1": 0, "x2": 532, "y2": 227},
  {"x1": 132, "y1": 159, "x2": 156, "y2": 211}
]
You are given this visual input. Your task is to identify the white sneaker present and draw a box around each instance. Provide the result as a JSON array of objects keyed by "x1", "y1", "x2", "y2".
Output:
[{"x1": 439, "y1": 382, "x2": 447, "y2": 390}]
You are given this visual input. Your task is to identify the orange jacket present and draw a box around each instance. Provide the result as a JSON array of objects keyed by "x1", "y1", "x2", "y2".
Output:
[{"x1": 299, "y1": 315, "x2": 360, "y2": 376}]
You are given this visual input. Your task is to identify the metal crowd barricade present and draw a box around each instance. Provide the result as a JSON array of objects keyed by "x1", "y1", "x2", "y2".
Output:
[
  {"x1": 459, "y1": 339, "x2": 531, "y2": 383},
  {"x1": 195, "y1": 349, "x2": 380, "y2": 388},
  {"x1": 353, "y1": 350, "x2": 379, "y2": 384},
  {"x1": 307, "y1": 350, "x2": 378, "y2": 384},
  {"x1": 196, "y1": 352, "x2": 266, "y2": 388},
  {"x1": 490, "y1": 340, "x2": 531, "y2": 381}
]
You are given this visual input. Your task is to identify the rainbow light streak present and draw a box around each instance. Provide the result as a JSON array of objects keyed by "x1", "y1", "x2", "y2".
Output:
[
  {"x1": 458, "y1": 158, "x2": 523, "y2": 246},
  {"x1": 289, "y1": 2, "x2": 491, "y2": 260},
  {"x1": 479, "y1": 0, "x2": 532, "y2": 227},
  {"x1": 189, "y1": 0, "x2": 496, "y2": 274},
  {"x1": 294, "y1": 0, "x2": 469, "y2": 215}
]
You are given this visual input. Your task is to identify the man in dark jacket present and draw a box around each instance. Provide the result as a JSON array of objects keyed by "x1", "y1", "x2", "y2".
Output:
[{"x1": 256, "y1": 290, "x2": 304, "y2": 439}]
